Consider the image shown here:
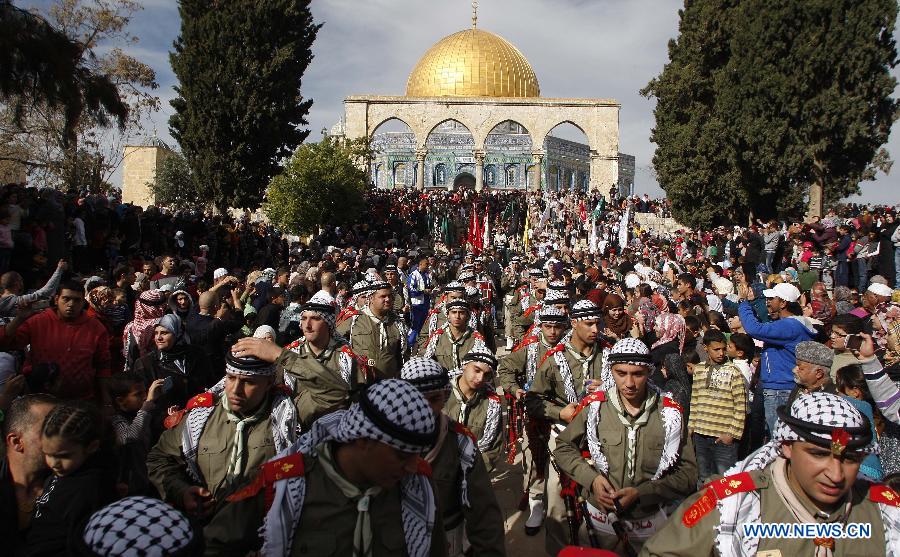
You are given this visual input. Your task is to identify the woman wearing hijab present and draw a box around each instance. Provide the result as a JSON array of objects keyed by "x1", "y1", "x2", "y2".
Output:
[
  {"x1": 122, "y1": 289, "x2": 168, "y2": 371},
  {"x1": 133, "y1": 314, "x2": 213, "y2": 424},
  {"x1": 601, "y1": 293, "x2": 633, "y2": 340},
  {"x1": 650, "y1": 312, "x2": 686, "y2": 368}
]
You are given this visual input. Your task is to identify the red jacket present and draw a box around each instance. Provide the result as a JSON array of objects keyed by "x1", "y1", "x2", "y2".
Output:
[{"x1": 14, "y1": 308, "x2": 111, "y2": 400}]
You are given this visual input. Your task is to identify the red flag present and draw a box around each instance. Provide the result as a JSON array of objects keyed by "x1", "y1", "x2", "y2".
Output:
[{"x1": 579, "y1": 202, "x2": 587, "y2": 223}]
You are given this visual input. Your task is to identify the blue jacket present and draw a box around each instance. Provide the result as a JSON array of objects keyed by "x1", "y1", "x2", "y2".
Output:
[{"x1": 738, "y1": 301, "x2": 816, "y2": 390}]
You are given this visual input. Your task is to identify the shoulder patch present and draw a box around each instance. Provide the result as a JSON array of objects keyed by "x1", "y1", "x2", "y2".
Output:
[
  {"x1": 473, "y1": 331, "x2": 484, "y2": 341},
  {"x1": 523, "y1": 304, "x2": 541, "y2": 317},
  {"x1": 453, "y1": 420, "x2": 477, "y2": 443},
  {"x1": 573, "y1": 390, "x2": 606, "y2": 417},
  {"x1": 487, "y1": 392, "x2": 502, "y2": 403},
  {"x1": 539, "y1": 343, "x2": 565, "y2": 367},
  {"x1": 681, "y1": 487, "x2": 717, "y2": 527},
  {"x1": 163, "y1": 409, "x2": 186, "y2": 430},
  {"x1": 416, "y1": 457, "x2": 432, "y2": 478},
  {"x1": 186, "y1": 392, "x2": 215, "y2": 410},
  {"x1": 707, "y1": 472, "x2": 757, "y2": 500},
  {"x1": 226, "y1": 453, "x2": 305, "y2": 506},
  {"x1": 284, "y1": 339, "x2": 302, "y2": 351},
  {"x1": 663, "y1": 397, "x2": 684, "y2": 413},
  {"x1": 870, "y1": 484, "x2": 900, "y2": 507},
  {"x1": 513, "y1": 335, "x2": 539, "y2": 352}
]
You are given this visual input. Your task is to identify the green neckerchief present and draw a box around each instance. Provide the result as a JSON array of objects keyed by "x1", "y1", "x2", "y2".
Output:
[
  {"x1": 222, "y1": 395, "x2": 269, "y2": 480},
  {"x1": 317, "y1": 442, "x2": 383, "y2": 557}
]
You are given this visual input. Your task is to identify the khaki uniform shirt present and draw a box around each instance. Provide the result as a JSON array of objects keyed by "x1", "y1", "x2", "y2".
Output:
[
  {"x1": 430, "y1": 417, "x2": 506, "y2": 556},
  {"x1": 511, "y1": 294, "x2": 539, "y2": 340},
  {"x1": 526, "y1": 344, "x2": 605, "y2": 423},
  {"x1": 278, "y1": 342, "x2": 368, "y2": 430},
  {"x1": 208, "y1": 447, "x2": 450, "y2": 557},
  {"x1": 337, "y1": 311, "x2": 406, "y2": 380},
  {"x1": 147, "y1": 399, "x2": 277, "y2": 556},
  {"x1": 444, "y1": 377, "x2": 504, "y2": 470},
  {"x1": 553, "y1": 391, "x2": 698, "y2": 520},
  {"x1": 497, "y1": 337, "x2": 553, "y2": 395},
  {"x1": 640, "y1": 466, "x2": 888, "y2": 557},
  {"x1": 418, "y1": 327, "x2": 482, "y2": 372}
]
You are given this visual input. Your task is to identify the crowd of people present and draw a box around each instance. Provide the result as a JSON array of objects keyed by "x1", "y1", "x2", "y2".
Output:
[{"x1": 2, "y1": 179, "x2": 900, "y2": 556}]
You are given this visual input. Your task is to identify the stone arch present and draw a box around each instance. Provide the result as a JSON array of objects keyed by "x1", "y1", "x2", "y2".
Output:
[
  {"x1": 424, "y1": 118, "x2": 477, "y2": 142},
  {"x1": 539, "y1": 119, "x2": 590, "y2": 149}
]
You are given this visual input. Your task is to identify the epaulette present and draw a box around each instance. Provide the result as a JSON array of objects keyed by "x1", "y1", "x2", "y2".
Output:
[
  {"x1": 663, "y1": 397, "x2": 684, "y2": 413},
  {"x1": 335, "y1": 308, "x2": 358, "y2": 325},
  {"x1": 284, "y1": 339, "x2": 302, "y2": 351},
  {"x1": 424, "y1": 328, "x2": 444, "y2": 346},
  {"x1": 452, "y1": 420, "x2": 477, "y2": 443},
  {"x1": 473, "y1": 331, "x2": 484, "y2": 341},
  {"x1": 416, "y1": 457, "x2": 432, "y2": 478},
  {"x1": 186, "y1": 392, "x2": 215, "y2": 410},
  {"x1": 682, "y1": 472, "x2": 757, "y2": 527},
  {"x1": 513, "y1": 335, "x2": 539, "y2": 352},
  {"x1": 487, "y1": 392, "x2": 502, "y2": 404},
  {"x1": 227, "y1": 453, "x2": 305, "y2": 508},
  {"x1": 539, "y1": 343, "x2": 565, "y2": 367},
  {"x1": 573, "y1": 390, "x2": 606, "y2": 417},
  {"x1": 870, "y1": 484, "x2": 900, "y2": 507},
  {"x1": 523, "y1": 304, "x2": 542, "y2": 317},
  {"x1": 340, "y1": 345, "x2": 371, "y2": 374}
]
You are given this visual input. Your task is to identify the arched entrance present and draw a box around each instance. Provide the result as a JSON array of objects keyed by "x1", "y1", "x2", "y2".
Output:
[{"x1": 454, "y1": 172, "x2": 476, "y2": 189}]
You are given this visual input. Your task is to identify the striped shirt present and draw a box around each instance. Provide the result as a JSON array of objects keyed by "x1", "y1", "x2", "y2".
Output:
[{"x1": 688, "y1": 361, "x2": 747, "y2": 439}]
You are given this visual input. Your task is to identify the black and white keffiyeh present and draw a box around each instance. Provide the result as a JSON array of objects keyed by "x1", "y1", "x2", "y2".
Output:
[
  {"x1": 570, "y1": 299, "x2": 602, "y2": 321},
  {"x1": 401, "y1": 357, "x2": 450, "y2": 394},
  {"x1": 717, "y1": 392, "x2": 895, "y2": 557},
  {"x1": 545, "y1": 284, "x2": 570, "y2": 307},
  {"x1": 443, "y1": 281, "x2": 466, "y2": 294},
  {"x1": 224, "y1": 351, "x2": 276, "y2": 377},
  {"x1": 81, "y1": 497, "x2": 196, "y2": 557},
  {"x1": 401, "y1": 359, "x2": 477, "y2": 508},
  {"x1": 302, "y1": 291, "x2": 337, "y2": 331},
  {"x1": 261, "y1": 380, "x2": 437, "y2": 557}
]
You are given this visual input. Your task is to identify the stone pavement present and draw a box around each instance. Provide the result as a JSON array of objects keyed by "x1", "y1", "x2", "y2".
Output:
[{"x1": 491, "y1": 455, "x2": 550, "y2": 556}]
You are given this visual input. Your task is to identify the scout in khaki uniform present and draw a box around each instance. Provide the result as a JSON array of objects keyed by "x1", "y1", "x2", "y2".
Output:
[
  {"x1": 511, "y1": 271, "x2": 546, "y2": 344},
  {"x1": 419, "y1": 298, "x2": 486, "y2": 371},
  {"x1": 497, "y1": 306, "x2": 569, "y2": 535},
  {"x1": 641, "y1": 391, "x2": 900, "y2": 557},
  {"x1": 147, "y1": 351, "x2": 299, "y2": 556},
  {"x1": 335, "y1": 280, "x2": 375, "y2": 328},
  {"x1": 232, "y1": 291, "x2": 371, "y2": 431},
  {"x1": 525, "y1": 299, "x2": 609, "y2": 555},
  {"x1": 553, "y1": 338, "x2": 698, "y2": 555},
  {"x1": 385, "y1": 264, "x2": 410, "y2": 321},
  {"x1": 416, "y1": 282, "x2": 467, "y2": 352},
  {"x1": 402, "y1": 358, "x2": 506, "y2": 557},
  {"x1": 501, "y1": 257, "x2": 524, "y2": 350},
  {"x1": 337, "y1": 281, "x2": 408, "y2": 380},
  {"x1": 222, "y1": 379, "x2": 449, "y2": 557},
  {"x1": 466, "y1": 284, "x2": 498, "y2": 353},
  {"x1": 444, "y1": 346, "x2": 504, "y2": 472}
]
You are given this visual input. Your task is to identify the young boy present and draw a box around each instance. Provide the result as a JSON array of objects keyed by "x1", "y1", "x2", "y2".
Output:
[
  {"x1": 688, "y1": 329, "x2": 748, "y2": 483},
  {"x1": 727, "y1": 332, "x2": 758, "y2": 458},
  {"x1": 108, "y1": 373, "x2": 165, "y2": 495}
]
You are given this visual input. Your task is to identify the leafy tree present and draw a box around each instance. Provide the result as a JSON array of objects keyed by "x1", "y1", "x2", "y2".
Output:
[
  {"x1": 0, "y1": 0, "x2": 158, "y2": 191},
  {"x1": 169, "y1": 0, "x2": 320, "y2": 212},
  {"x1": 264, "y1": 136, "x2": 370, "y2": 236},
  {"x1": 148, "y1": 151, "x2": 196, "y2": 211},
  {"x1": 643, "y1": 0, "x2": 898, "y2": 227}
]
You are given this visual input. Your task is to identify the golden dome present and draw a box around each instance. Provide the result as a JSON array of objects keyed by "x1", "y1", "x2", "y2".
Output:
[{"x1": 406, "y1": 29, "x2": 540, "y2": 98}]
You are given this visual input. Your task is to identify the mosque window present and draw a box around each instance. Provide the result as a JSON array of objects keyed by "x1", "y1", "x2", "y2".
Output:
[
  {"x1": 506, "y1": 165, "x2": 516, "y2": 187},
  {"x1": 434, "y1": 163, "x2": 446, "y2": 185},
  {"x1": 485, "y1": 164, "x2": 496, "y2": 185}
]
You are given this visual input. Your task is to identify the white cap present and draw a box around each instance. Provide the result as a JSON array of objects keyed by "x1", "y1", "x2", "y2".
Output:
[
  {"x1": 713, "y1": 277, "x2": 734, "y2": 295},
  {"x1": 213, "y1": 268, "x2": 227, "y2": 280},
  {"x1": 762, "y1": 282, "x2": 801, "y2": 303},
  {"x1": 867, "y1": 283, "x2": 893, "y2": 297}
]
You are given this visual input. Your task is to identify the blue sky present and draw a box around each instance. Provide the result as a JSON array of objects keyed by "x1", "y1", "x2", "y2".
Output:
[{"x1": 35, "y1": 0, "x2": 900, "y2": 204}]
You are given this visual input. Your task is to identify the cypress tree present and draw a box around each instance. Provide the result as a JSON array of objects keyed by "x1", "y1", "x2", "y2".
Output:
[{"x1": 169, "y1": 0, "x2": 320, "y2": 211}]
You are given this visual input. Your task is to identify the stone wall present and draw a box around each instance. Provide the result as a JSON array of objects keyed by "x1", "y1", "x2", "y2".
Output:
[
  {"x1": 633, "y1": 212, "x2": 685, "y2": 235},
  {"x1": 122, "y1": 145, "x2": 172, "y2": 208}
]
